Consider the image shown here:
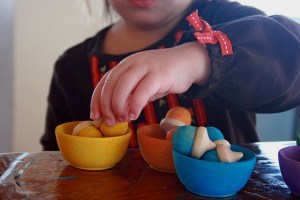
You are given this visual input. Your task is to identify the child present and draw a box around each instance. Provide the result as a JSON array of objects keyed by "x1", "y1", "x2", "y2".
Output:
[{"x1": 41, "y1": 0, "x2": 300, "y2": 150}]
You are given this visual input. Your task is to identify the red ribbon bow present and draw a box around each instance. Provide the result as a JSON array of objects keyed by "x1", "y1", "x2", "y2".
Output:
[{"x1": 186, "y1": 11, "x2": 233, "y2": 56}]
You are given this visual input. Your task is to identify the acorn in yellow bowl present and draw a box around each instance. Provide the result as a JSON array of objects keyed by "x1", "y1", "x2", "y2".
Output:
[{"x1": 55, "y1": 120, "x2": 131, "y2": 170}]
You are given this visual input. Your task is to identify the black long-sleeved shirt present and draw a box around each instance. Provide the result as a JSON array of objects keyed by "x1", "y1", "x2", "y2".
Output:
[{"x1": 41, "y1": 0, "x2": 300, "y2": 150}]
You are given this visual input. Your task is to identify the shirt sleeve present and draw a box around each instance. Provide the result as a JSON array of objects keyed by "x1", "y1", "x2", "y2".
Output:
[{"x1": 182, "y1": 3, "x2": 300, "y2": 113}]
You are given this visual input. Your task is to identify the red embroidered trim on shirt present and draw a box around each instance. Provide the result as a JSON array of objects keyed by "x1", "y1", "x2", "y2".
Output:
[
  {"x1": 174, "y1": 30, "x2": 184, "y2": 42},
  {"x1": 128, "y1": 122, "x2": 137, "y2": 147},
  {"x1": 90, "y1": 55, "x2": 101, "y2": 88},
  {"x1": 109, "y1": 61, "x2": 118, "y2": 69},
  {"x1": 186, "y1": 11, "x2": 233, "y2": 56},
  {"x1": 192, "y1": 99, "x2": 207, "y2": 126},
  {"x1": 166, "y1": 94, "x2": 179, "y2": 108},
  {"x1": 144, "y1": 103, "x2": 157, "y2": 124}
]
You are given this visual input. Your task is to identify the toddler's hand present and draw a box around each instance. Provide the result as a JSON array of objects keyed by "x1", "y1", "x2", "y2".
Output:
[{"x1": 90, "y1": 42, "x2": 211, "y2": 125}]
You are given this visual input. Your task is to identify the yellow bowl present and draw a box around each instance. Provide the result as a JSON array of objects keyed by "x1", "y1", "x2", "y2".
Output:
[{"x1": 55, "y1": 121, "x2": 132, "y2": 170}]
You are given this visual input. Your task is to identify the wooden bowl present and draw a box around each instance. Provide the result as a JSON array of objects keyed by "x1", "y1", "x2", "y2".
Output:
[
  {"x1": 56, "y1": 121, "x2": 132, "y2": 170},
  {"x1": 137, "y1": 124, "x2": 175, "y2": 173}
]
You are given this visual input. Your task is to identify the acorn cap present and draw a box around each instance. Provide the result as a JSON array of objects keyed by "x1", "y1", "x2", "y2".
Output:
[
  {"x1": 165, "y1": 107, "x2": 192, "y2": 125},
  {"x1": 160, "y1": 118, "x2": 185, "y2": 133},
  {"x1": 93, "y1": 118, "x2": 103, "y2": 128},
  {"x1": 191, "y1": 126, "x2": 216, "y2": 159},
  {"x1": 72, "y1": 121, "x2": 94, "y2": 136},
  {"x1": 216, "y1": 145, "x2": 243, "y2": 163},
  {"x1": 214, "y1": 139, "x2": 230, "y2": 147}
]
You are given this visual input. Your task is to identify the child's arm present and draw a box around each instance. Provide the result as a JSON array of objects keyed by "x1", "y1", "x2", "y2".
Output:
[
  {"x1": 182, "y1": 15, "x2": 300, "y2": 113},
  {"x1": 91, "y1": 12, "x2": 300, "y2": 125},
  {"x1": 90, "y1": 42, "x2": 210, "y2": 125}
]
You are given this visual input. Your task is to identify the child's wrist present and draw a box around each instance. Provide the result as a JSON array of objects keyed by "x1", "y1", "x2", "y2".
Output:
[{"x1": 181, "y1": 42, "x2": 211, "y2": 85}]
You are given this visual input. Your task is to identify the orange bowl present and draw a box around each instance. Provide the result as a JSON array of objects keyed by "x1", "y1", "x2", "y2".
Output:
[{"x1": 137, "y1": 124, "x2": 175, "y2": 173}]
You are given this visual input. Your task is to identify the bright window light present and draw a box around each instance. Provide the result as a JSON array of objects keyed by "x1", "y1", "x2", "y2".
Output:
[{"x1": 237, "y1": 0, "x2": 300, "y2": 19}]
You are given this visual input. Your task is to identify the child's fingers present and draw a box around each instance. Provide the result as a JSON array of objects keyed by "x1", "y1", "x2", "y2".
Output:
[
  {"x1": 100, "y1": 71, "x2": 119, "y2": 125},
  {"x1": 99, "y1": 63, "x2": 134, "y2": 124},
  {"x1": 112, "y1": 65, "x2": 147, "y2": 121},
  {"x1": 128, "y1": 75, "x2": 162, "y2": 120},
  {"x1": 90, "y1": 73, "x2": 108, "y2": 120}
]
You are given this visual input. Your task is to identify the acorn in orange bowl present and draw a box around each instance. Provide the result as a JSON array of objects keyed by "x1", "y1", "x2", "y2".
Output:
[
  {"x1": 137, "y1": 106, "x2": 192, "y2": 173},
  {"x1": 160, "y1": 106, "x2": 192, "y2": 133}
]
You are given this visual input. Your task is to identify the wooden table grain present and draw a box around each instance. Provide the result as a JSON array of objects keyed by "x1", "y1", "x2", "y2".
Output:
[{"x1": 0, "y1": 141, "x2": 298, "y2": 199}]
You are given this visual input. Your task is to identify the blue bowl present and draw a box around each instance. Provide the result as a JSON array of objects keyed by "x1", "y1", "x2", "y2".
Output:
[{"x1": 173, "y1": 145, "x2": 256, "y2": 198}]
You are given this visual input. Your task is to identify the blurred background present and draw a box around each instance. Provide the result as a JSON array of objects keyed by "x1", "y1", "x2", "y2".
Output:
[{"x1": 0, "y1": 0, "x2": 299, "y2": 152}]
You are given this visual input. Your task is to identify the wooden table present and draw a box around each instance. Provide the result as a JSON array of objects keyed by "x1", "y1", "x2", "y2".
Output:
[{"x1": 0, "y1": 141, "x2": 298, "y2": 199}]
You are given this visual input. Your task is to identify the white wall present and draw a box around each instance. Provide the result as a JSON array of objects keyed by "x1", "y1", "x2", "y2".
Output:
[
  {"x1": 0, "y1": 0, "x2": 14, "y2": 153},
  {"x1": 237, "y1": 0, "x2": 300, "y2": 18},
  {"x1": 13, "y1": 0, "x2": 103, "y2": 152},
  {"x1": 257, "y1": 109, "x2": 297, "y2": 141}
]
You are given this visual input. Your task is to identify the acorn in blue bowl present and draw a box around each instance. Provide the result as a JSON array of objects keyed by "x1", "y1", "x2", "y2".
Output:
[{"x1": 172, "y1": 126, "x2": 256, "y2": 198}]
